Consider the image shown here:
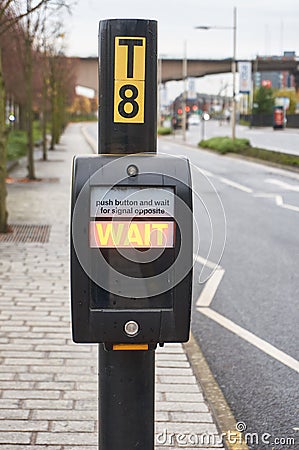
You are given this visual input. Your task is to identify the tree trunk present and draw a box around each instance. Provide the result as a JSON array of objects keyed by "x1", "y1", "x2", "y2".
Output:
[
  {"x1": 25, "y1": 6, "x2": 35, "y2": 179},
  {"x1": 50, "y1": 94, "x2": 55, "y2": 150},
  {"x1": 0, "y1": 48, "x2": 8, "y2": 233},
  {"x1": 41, "y1": 75, "x2": 47, "y2": 160},
  {"x1": 49, "y1": 68, "x2": 57, "y2": 150}
]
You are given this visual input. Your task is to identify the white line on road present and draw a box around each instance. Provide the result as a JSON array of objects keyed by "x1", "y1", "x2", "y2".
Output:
[
  {"x1": 219, "y1": 177, "x2": 253, "y2": 193},
  {"x1": 196, "y1": 269, "x2": 225, "y2": 307},
  {"x1": 255, "y1": 193, "x2": 299, "y2": 213},
  {"x1": 208, "y1": 173, "x2": 299, "y2": 213},
  {"x1": 265, "y1": 178, "x2": 299, "y2": 192},
  {"x1": 197, "y1": 307, "x2": 299, "y2": 374},
  {"x1": 254, "y1": 193, "x2": 283, "y2": 205},
  {"x1": 193, "y1": 254, "x2": 220, "y2": 271},
  {"x1": 198, "y1": 168, "x2": 214, "y2": 178},
  {"x1": 281, "y1": 203, "x2": 299, "y2": 212},
  {"x1": 202, "y1": 172, "x2": 299, "y2": 212},
  {"x1": 160, "y1": 138, "x2": 299, "y2": 206}
]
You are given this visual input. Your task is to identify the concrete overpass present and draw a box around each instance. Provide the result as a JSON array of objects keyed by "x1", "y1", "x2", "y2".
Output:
[{"x1": 71, "y1": 56, "x2": 299, "y2": 97}]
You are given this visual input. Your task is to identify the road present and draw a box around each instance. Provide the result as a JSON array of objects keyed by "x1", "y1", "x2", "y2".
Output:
[
  {"x1": 86, "y1": 122, "x2": 299, "y2": 449},
  {"x1": 87, "y1": 120, "x2": 299, "y2": 157},
  {"x1": 184, "y1": 119, "x2": 299, "y2": 156},
  {"x1": 163, "y1": 137, "x2": 299, "y2": 449}
]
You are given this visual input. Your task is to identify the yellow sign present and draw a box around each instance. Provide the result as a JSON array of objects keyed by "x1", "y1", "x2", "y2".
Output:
[
  {"x1": 90, "y1": 221, "x2": 174, "y2": 248},
  {"x1": 114, "y1": 37, "x2": 146, "y2": 123}
]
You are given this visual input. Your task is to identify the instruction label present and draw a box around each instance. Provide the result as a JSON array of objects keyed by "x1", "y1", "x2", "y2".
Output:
[{"x1": 90, "y1": 187, "x2": 174, "y2": 218}]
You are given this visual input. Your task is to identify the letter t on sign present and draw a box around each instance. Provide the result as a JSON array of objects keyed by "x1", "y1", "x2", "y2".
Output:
[{"x1": 118, "y1": 39, "x2": 144, "y2": 78}]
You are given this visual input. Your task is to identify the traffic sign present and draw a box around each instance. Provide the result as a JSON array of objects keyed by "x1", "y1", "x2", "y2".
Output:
[{"x1": 114, "y1": 37, "x2": 146, "y2": 123}]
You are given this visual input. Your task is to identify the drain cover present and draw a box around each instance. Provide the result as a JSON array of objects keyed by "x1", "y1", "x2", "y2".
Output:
[{"x1": 0, "y1": 224, "x2": 51, "y2": 243}]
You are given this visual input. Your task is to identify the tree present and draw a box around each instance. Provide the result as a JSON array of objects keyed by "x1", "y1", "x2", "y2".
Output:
[
  {"x1": 0, "y1": 45, "x2": 7, "y2": 232},
  {"x1": 1, "y1": 14, "x2": 26, "y2": 130},
  {"x1": 19, "y1": 1, "x2": 73, "y2": 177},
  {"x1": 24, "y1": 0, "x2": 35, "y2": 179},
  {"x1": 0, "y1": 2, "x2": 47, "y2": 232},
  {"x1": 48, "y1": 49, "x2": 76, "y2": 150},
  {"x1": 0, "y1": 0, "x2": 73, "y2": 232},
  {"x1": 70, "y1": 95, "x2": 92, "y2": 116},
  {"x1": 36, "y1": 14, "x2": 71, "y2": 159},
  {"x1": 39, "y1": 49, "x2": 50, "y2": 160},
  {"x1": 0, "y1": 3, "x2": 27, "y2": 232},
  {"x1": 22, "y1": 4, "x2": 75, "y2": 154},
  {"x1": 275, "y1": 89, "x2": 297, "y2": 115},
  {"x1": 253, "y1": 86, "x2": 275, "y2": 114}
]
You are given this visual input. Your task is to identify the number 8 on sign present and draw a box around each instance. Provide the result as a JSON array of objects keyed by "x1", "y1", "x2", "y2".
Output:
[
  {"x1": 114, "y1": 37, "x2": 146, "y2": 123},
  {"x1": 118, "y1": 84, "x2": 139, "y2": 118}
]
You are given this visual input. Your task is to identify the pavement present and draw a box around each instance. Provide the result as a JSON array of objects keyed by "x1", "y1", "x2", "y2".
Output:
[{"x1": 0, "y1": 122, "x2": 232, "y2": 449}]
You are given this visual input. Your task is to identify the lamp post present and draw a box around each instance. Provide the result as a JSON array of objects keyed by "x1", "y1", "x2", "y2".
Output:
[
  {"x1": 195, "y1": 6, "x2": 237, "y2": 140},
  {"x1": 182, "y1": 40, "x2": 188, "y2": 141},
  {"x1": 158, "y1": 57, "x2": 162, "y2": 128}
]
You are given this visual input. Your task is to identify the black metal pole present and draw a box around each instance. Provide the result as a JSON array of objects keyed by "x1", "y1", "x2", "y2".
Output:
[
  {"x1": 97, "y1": 18, "x2": 157, "y2": 450},
  {"x1": 98, "y1": 347, "x2": 155, "y2": 449}
]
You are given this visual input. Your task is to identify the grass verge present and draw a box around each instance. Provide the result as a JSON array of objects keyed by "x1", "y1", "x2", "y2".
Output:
[
  {"x1": 7, "y1": 123, "x2": 43, "y2": 161},
  {"x1": 7, "y1": 130, "x2": 27, "y2": 161},
  {"x1": 199, "y1": 136, "x2": 299, "y2": 168},
  {"x1": 70, "y1": 115, "x2": 98, "y2": 122},
  {"x1": 157, "y1": 127, "x2": 172, "y2": 135}
]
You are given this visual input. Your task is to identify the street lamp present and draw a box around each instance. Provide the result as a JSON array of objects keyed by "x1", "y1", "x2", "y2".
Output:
[
  {"x1": 182, "y1": 40, "x2": 188, "y2": 142},
  {"x1": 195, "y1": 7, "x2": 237, "y2": 140},
  {"x1": 158, "y1": 54, "x2": 169, "y2": 128}
]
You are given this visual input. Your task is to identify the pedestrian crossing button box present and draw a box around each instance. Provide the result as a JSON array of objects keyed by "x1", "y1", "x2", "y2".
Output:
[{"x1": 71, "y1": 154, "x2": 193, "y2": 346}]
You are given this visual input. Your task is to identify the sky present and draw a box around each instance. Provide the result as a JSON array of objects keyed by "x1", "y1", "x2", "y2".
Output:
[{"x1": 63, "y1": 0, "x2": 299, "y2": 100}]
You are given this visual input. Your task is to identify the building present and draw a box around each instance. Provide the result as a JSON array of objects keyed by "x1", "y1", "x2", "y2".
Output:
[{"x1": 254, "y1": 52, "x2": 296, "y2": 89}]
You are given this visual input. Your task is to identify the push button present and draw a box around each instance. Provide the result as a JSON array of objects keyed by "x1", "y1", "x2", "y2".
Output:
[{"x1": 124, "y1": 321, "x2": 139, "y2": 337}]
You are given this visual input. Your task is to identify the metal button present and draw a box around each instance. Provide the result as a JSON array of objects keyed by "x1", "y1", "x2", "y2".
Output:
[{"x1": 124, "y1": 321, "x2": 139, "y2": 337}]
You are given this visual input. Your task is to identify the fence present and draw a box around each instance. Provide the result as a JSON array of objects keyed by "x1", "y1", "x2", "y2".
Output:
[{"x1": 240, "y1": 114, "x2": 299, "y2": 128}]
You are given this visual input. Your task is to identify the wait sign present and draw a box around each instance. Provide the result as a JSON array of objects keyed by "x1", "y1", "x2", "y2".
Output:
[{"x1": 90, "y1": 221, "x2": 174, "y2": 248}]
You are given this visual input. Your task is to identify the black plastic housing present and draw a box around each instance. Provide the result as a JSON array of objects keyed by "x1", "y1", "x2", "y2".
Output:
[{"x1": 71, "y1": 154, "x2": 193, "y2": 345}]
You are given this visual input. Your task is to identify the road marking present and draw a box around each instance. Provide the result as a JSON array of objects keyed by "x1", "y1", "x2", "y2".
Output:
[
  {"x1": 193, "y1": 253, "x2": 219, "y2": 271},
  {"x1": 160, "y1": 140, "x2": 299, "y2": 212},
  {"x1": 219, "y1": 177, "x2": 253, "y2": 193},
  {"x1": 199, "y1": 168, "x2": 214, "y2": 178},
  {"x1": 254, "y1": 193, "x2": 283, "y2": 205},
  {"x1": 196, "y1": 268, "x2": 225, "y2": 307},
  {"x1": 197, "y1": 307, "x2": 299, "y2": 374},
  {"x1": 255, "y1": 193, "x2": 299, "y2": 213},
  {"x1": 265, "y1": 178, "x2": 299, "y2": 192},
  {"x1": 281, "y1": 203, "x2": 299, "y2": 213}
]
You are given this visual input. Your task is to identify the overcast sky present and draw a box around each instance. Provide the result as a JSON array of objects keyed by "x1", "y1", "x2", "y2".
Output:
[{"x1": 64, "y1": 0, "x2": 299, "y2": 99}]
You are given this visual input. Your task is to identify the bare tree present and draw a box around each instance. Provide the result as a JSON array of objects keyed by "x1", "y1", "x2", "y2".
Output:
[
  {"x1": 0, "y1": 41, "x2": 7, "y2": 232},
  {"x1": 0, "y1": 0, "x2": 73, "y2": 232},
  {"x1": 37, "y1": 15, "x2": 75, "y2": 158},
  {"x1": 48, "y1": 43, "x2": 76, "y2": 150},
  {"x1": 19, "y1": 0, "x2": 73, "y2": 178}
]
